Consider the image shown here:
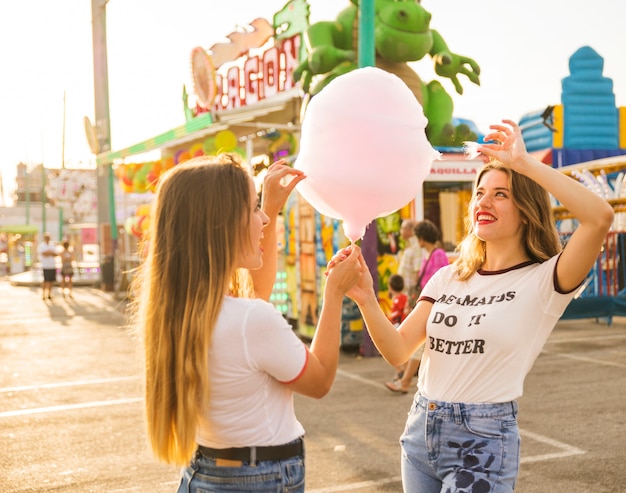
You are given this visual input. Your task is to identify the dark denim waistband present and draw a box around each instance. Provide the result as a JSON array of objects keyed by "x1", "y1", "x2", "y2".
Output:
[{"x1": 417, "y1": 393, "x2": 518, "y2": 419}]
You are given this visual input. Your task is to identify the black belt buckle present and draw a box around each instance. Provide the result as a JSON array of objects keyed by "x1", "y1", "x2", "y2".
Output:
[{"x1": 198, "y1": 437, "x2": 303, "y2": 466}]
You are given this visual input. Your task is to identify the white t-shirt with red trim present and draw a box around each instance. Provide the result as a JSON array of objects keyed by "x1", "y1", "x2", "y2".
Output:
[
  {"x1": 418, "y1": 254, "x2": 575, "y2": 403},
  {"x1": 196, "y1": 296, "x2": 307, "y2": 448}
]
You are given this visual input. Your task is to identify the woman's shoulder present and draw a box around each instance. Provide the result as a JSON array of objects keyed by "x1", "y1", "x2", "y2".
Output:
[
  {"x1": 224, "y1": 296, "x2": 265, "y2": 306},
  {"x1": 223, "y1": 296, "x2": 281, "y2": 316},
  {"x1": 427, "y1": 263, "x2": 455, "y2": 284},
  {"x1": 222, "y1": 297, "x2": 293, "y2": 336},
  {"x1": 434, "y1": 263, "x2": 454, "y2": 275}
]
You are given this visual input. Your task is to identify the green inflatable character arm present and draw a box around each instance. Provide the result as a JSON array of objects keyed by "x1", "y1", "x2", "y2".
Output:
[
  {"x1": 305, "y1": 21, "x2": 355, "y2": 73},
  {"x1": 293, "y1": 11, "x2": 357, "y2": 94},
  {"x1": 430, "y1": 29, "x2": 481, "y2": 95},
  {"x1": 294, "y1": 0, "x2": 481, "y2": 146}
]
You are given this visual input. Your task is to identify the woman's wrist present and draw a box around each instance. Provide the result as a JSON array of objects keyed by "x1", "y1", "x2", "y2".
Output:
[
  {"x1": 512, "y1": 153, "x2": 538, "y2": 173},
  {"x1": 355, "y1": 291, "x2": 379, "y2": 310},
  {"x1": 261, "y1": 204, "x2": 281, "y2": 220}
]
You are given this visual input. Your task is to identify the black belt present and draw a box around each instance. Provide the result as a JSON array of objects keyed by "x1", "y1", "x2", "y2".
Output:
[{"x1": 197, "y1": 438, "x2": 303, "y2": 463}]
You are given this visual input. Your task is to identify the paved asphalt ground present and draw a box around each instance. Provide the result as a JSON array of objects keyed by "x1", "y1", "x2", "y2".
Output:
[{"x1": 1, "y1": 279, "x2": 625, "y2": 492}]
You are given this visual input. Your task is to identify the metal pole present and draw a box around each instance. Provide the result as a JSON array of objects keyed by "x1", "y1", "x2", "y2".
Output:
[
  {"x1": 59, "y1": 208, "x2": 64, "y2": 240},
  {"x1": 91, "y1": 0, "x2": 115, "y2": 290},
  {"x1": 61, "y1": 91, "x2": 66, "y2": 170},
  {"x1": 358, "y1": 0, "x2": 375, "y2": 68},
  {"x1": 108, "y1": 167, "x2": 117, "y2": 240},
  {"x1": 60, "y1": 90, "x2": 66, "y2": 241},
  {"x1": 41, "y1": 165, "x2": 46, "y2": 234},
  {"x1": 357, "y1": 0, "x2": 379, "y2": 357},
  {"x1": 25, "y1": 168, "x2": 30, "y2": 225}
]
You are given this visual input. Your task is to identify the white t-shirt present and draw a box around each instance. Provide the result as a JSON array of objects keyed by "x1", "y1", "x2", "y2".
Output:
[
  {"x1": 418, "y1": 254, "x2": 575, "y2": 403},
  {"x1": 196, "y1": 296, "x2": 307, "y2": 448},
  {"x1": 37, "y1": 241, "x2": 57, "y2": 269},
  {"x1": 398, "y1": 236, "x2": 422, "y2": 291}
]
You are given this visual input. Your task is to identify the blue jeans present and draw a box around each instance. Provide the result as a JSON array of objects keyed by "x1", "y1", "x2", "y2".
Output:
[
  {"x1": 400, "y1": 394, "x2": 520, "y2": 492},
  {"x1": 177, "y1": 441, "x2": 305, "y2": 492}
]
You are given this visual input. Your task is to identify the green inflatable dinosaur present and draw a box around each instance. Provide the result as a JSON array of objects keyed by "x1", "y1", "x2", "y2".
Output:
[{"x1": 293, "y1": 0, "x2": 480, "y2": 146}]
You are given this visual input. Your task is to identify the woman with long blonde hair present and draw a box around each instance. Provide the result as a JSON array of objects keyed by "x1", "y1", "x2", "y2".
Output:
[
  {"x1": 136, "y1": 154, "x2": 362, "y2": 492},
  {"x1": 341, "y1": 120, "x2": 614, "y2": 491}
]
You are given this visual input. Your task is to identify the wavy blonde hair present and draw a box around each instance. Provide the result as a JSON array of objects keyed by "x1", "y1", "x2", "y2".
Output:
[
  {"x1": 133, "y1": 154, "x2": 254, "y2": 465},
  {"x1": 453, "y1": 162, "x2": 562, "y2": 281}
]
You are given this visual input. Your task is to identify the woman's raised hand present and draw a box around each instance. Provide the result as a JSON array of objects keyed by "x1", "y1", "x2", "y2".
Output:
[
  {"x1": 324, "y1": 245, "x2": 364, "y2": 296},
  {"x1": 261, "y1": 160, "x2": 306, "y2": 216},
  {"x1": 478, "y1": 119, "x2": 529, "y2": 172},
  {"x1": 326, "y1": 246, "x2": 375, "y2": 305}
]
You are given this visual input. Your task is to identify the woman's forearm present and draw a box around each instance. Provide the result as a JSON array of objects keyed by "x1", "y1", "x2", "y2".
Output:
[
  {"x1": 358, "y1": 296, "x2": 413, "y2": 366},
  {"x1": 518, "y1": 154, "x2": 613, "y2": 227},
  {"x1": 251, "y1": 212, "x2": 279, "y2": 301}
]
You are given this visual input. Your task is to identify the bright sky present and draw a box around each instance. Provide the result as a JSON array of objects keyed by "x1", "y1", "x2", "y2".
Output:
[{"x1": 1, "y1": 0, "x2": 625, "y2": 204}]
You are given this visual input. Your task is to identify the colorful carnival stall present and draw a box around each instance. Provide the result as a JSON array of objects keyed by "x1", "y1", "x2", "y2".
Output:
[
  {"x1": 96, "y1": 0, "x2": 485, "y2": 347},
  {"x1": 94, "y1": 1, "x2": 626, "y2": 347},
  {"x1": 0, "y1": 224, "x2": 37, "y2": 275}
]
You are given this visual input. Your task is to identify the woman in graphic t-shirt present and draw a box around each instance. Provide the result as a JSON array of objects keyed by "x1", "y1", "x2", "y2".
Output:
[{"x1": 340, "y1": 120, "x2": 614, "y2": 492}]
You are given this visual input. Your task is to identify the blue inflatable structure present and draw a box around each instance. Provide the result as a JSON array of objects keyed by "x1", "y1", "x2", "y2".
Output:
[{"x1": 520, "y1": 46, "x2": 626, "y2": 323}]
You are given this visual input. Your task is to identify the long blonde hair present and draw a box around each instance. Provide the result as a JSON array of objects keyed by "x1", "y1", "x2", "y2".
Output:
[
  {"x1": 453, "y1": 162, "x2": 562, "y2": 281},
  {"x1": 135, "y1": 154, "x2": 253, "y2": 465}
]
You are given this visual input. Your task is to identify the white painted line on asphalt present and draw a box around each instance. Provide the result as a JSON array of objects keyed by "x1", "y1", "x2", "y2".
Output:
[
  {"x1": 520, "y1": 428, "x2": 586, "y2": 463},
  {"x1": 0, "y1": 376, "x2": 139, "y2": 393},
  {"x1": 305, "y1": 430, "x2": 586, "y2": 492},
  {"x1": 0, "y1": 326, "x2": 126, "y2": 338},
  {"x1": 108, "y1": 482, "x2": 180, "y2": 493},
  {"x1": 337, "y1": 369, "x2": 588, "y2": 465},
  {"x1": 546, "y1": 333, "x2": 626, "y2": 344},
  {"x1": 336, "y1": 368, "x2": 395, "y2": 390},
  {"x1": 307, "y1": 475, "x2": 402, "y2": 492},
  {"x1": 1, "y1": 316, "x2": 65, "y2": 323},
  {"x1": 1, "y1": 307, "x2": 124, "y2": 323},
  {"x1": 306, "y1": 428, "x2": 585, "y2": 492},
  {"x1": 0, "y1": 397, "x2": 142, "y2": 418},
  {"x1": 540, "y1": 349, "x2": 626, "y2": 369}
]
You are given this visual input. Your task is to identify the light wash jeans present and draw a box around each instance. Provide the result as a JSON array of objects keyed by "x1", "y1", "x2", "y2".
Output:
[
  {"x1": 400, "y1": 393, "x2": 520, "y2": 492},
  {"x1": 176, "y1": 440, "x2": 305, "y2": 493}
]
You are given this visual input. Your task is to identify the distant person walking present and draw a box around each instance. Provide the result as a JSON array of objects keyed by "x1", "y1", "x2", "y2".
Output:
[
  {"x1": 37, "y1": 233, "x2": 57, "y2": 300},
  {"x1": 60, "y1": 241, "x2": 76, "y2": 299}
]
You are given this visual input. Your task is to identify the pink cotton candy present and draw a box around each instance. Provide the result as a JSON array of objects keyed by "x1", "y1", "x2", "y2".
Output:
[{"x1": 295, "y1": 67, "x2": 440, "y2": 242}]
